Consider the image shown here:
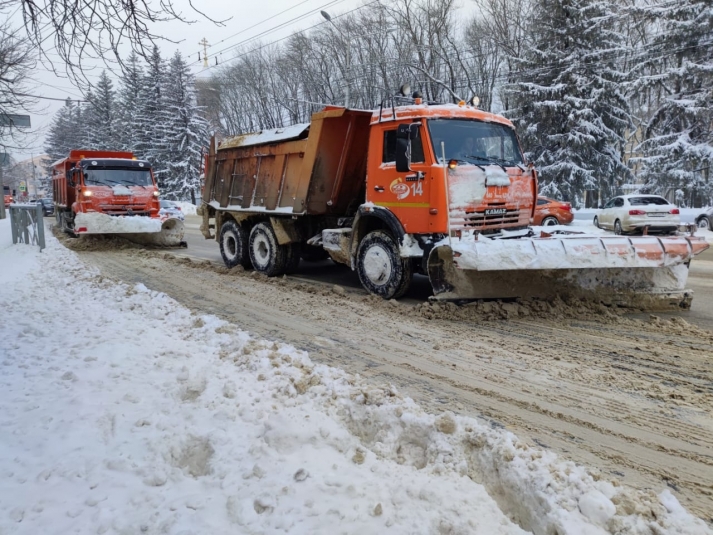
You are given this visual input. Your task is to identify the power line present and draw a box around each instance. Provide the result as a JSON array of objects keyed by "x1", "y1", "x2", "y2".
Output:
[
  {"x1": 14, "y1": 92, "x2": 86, "y2": 102},
  {"x1": 203, "y1": 0, "x2": 315, "y2": 52},
  {"x1": 195, "y1": 0, "x2": 382, "y2": 75}
]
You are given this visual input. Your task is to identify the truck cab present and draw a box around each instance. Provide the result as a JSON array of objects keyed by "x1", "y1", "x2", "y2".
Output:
[{"x1": 52, "y1": 151, "x2": 161, "y2": 234}]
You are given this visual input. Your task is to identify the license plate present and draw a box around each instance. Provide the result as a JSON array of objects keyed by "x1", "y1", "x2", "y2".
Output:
[
  {"x1": 647, "y1": 213, "x2": 665, "y2": 217},
  {"x1": 485, "y1": 208, "x2": 507, "y2": 215}
]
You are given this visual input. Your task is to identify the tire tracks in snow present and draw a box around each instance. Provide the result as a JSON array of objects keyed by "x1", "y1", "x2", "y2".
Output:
[{"x1": 77, "y1": 249, "x2": 713, "y2": 523}]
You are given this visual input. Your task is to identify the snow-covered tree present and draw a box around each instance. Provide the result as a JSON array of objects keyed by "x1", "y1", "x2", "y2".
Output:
[
  {"x1": 84, "y1": 70, "x2": 119, "y2": 149},
  {"x1": 161, "y1": 51, "x2": 209, "y2": 202},
  {"x1": 44, "y1": 98, "x2": 88, "y2": 166},
  {"x1": 633, "y1": 0, "x2": 713, "y2": 204},
  {"x1": 507, "y1": 0, "x2": 633, "y2": 203},
  {"x1": 116, "y1": 52, "x2": 145, "y2": 154},
  {"x1": 136, "y1": 45, "x2": 168, "y2": 170}
]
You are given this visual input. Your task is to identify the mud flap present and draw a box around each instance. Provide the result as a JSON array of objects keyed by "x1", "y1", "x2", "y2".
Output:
[{"x1": 426, "y1": 244, "x2": 696, "y2": 309}]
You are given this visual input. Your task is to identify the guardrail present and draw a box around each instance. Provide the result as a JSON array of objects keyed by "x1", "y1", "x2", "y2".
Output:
[{"x1": 9, "y1": 203, "x2": 46, "y2": 251}]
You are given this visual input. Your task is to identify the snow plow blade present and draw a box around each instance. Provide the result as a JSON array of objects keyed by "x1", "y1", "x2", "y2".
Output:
[
  {"x1": 74, "y1": 213, "x2": 186, "y2": 247},
  {"x1": 122, "y1": 218, "x2": 186, "y2": 247},
  {"x1": 427, "y1": 235, "x2": 709, "y2": 309}
]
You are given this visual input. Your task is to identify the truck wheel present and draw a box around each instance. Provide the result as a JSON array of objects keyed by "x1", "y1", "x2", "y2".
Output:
[
  {"x1": 356, "y1": 230, "x2": 412, "y2": 299},
  {"x1": 219, "y1": 220, "x2": 250, "y2": 269},
  {"x1": 249, "y1": 222, "x2": 287, "y2": 276},
  {"x1": 284, "y1": 243, "x2": 301, "y2": 274}
]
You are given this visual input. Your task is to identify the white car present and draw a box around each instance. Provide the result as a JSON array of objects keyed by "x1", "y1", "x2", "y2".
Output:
[
  {"x1": 159, "y1": 200, "x2": 185, "y2": 221},
  {"x1": 594, "y1": 195, "x2": 680, "y2": 235}
]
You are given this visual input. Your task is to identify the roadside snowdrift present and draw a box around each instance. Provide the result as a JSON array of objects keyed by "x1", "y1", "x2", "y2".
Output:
[{"x1": 0, "y1": 219, "x2": 710, "y2": 534}]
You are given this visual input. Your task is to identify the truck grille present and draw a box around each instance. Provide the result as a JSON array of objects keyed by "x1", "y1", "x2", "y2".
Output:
[
  {"x1": 98, "y1": 204, "x2": 150, "y2": 216},
  {"x1": 450, "y1": 208, "x2": 528, "y2": 231}
]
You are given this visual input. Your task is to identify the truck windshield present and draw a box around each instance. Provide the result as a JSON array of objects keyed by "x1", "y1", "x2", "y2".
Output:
[
  {"x1": 83, "y1": 168, "x2": 154, "y2": 187},
  {"x1": 428, "y1": 119, "x2": 523, "y2": 166}
]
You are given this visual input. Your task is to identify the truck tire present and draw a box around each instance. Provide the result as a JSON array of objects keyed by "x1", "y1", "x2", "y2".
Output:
[
  {"x1": 219, "y1": 220, "x2": 250, "y2": 269},
  {"x1": 356, "y1": 230, "x2": 412, "y2": 299},
  {"x1": 249, "y1": 222, "x2": 287, "y2": 276}
]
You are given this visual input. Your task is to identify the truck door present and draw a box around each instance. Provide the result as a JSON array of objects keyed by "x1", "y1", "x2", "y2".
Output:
[{"x1": 368, "y1": 123, "x2": 432, "y2": 235}]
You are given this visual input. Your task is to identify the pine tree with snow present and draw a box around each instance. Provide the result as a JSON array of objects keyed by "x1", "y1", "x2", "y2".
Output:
[
  {"x1": 136, "y1": 46, "x2": 169, "y2": 174},
  {"x1": 161, "y1": 51, "x2": 209, "y2": 202},
  {"x1": 633, "y1": 0, "x2": 713, "y2": 204},
  {"x1": 116, "y1": 52, "x2": 145, "y2": 154},
  {"x1": 84, "y1": 70, "x2": 119, "y2": 150},
  {"x1": 44, "y1": 98, "x2": 89, "y2": 166},
  {"x1": 508, "y1": 0, "x2": 633, "y2": 204}
]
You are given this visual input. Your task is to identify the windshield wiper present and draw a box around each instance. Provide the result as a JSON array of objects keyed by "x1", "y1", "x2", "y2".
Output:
[
  {"x1": 449, "y1": 158, "x2": 485, "y2": 171},
  {"x1": 463, "y1": 155, "x2": 507, "y2": 172}
]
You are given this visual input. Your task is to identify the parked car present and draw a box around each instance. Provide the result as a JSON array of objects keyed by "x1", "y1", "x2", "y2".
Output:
[
  {"x1": 532, "y1": 197, "x2": 574, "y2": 226},
  {"x1": 3, "y1": 194, "x2": 12, "y2": 208},
  {"x1": 594, "y1": 195, "x2": 680, "y2": 235},
  {"x1": 695, "y1": 207, "x2": 712, "y2": 230},
  {"x1": 159, "y1": 200, "x2": 185, "y2": 221},
  {"x1": 37, "y1": 198, "x2": 54, "y2": 216}
]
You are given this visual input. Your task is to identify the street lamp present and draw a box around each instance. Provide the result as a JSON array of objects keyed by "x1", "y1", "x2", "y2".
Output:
[{"x1": 321, "y1": 10, "x2": 350, "y2": 108}]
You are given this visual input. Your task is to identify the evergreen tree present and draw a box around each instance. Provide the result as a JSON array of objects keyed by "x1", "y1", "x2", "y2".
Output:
[
  {"x1": 161, "y1": 51, "x2": 209, "y2": 202},
  {"x1": 634, "y1": 0, "x2": 713, "y2": 204},
  {"x1": 84, "y1": 70, "x2": 119, "y2": 149},
  {"x1": 44, "y1": 98, "x2": 89, "y2": 167},
  {"x1": 136, "y1": 45, "x2": 168, "y2": 173},
  {"x1": 116, "y1": 52, "x2": 145, "y2": 154},
  {"x1": 508, "y1": 0, "x2": 632, "y2": 204}
]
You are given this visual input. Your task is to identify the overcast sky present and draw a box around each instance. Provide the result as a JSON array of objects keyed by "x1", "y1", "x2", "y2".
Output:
[{"x1": 9, "y1": 0, "x2": 474, "y2": 163}]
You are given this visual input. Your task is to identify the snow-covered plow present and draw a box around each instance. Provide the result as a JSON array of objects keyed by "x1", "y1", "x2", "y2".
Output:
[
  {"x1": 427, "y1": 231, "x2": 710, "y2": 308},
  {"x1": 73, "y1": 212, "x2": 186, "y2": 247}
]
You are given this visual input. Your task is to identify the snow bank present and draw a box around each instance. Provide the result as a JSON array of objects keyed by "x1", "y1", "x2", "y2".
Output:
[
  {"x1": 172, "y1": 201, "x2": 197, "y2": 216},
  {"x1": 0, "y1": 220, "x2": 710, "y2": 535}
]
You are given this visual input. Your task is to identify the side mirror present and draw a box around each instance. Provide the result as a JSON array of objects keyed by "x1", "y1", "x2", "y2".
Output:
[{"x1": 395, "y1": 123, "x2": 420, "y2": 173}]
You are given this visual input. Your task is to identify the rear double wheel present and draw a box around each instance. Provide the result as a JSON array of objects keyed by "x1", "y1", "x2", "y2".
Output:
[
  {"x1": 356, "y1": 230, "x2": 412, "y2": 299},
  {"x1": 249, "y1": 222, "x2": 288, "y2": 276},
  {"x1": 219, "y1": 220, "x2": 251, "y2": 269}
]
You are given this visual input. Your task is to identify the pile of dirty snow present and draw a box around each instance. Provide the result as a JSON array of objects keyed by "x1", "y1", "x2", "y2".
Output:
[{"x1": 0, "y1": 218, "x2": 710, "y2": 535}]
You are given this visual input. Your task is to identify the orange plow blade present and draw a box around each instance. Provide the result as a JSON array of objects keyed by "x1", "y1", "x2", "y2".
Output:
[{"x1": 427, "y1": 234, "x2": 709, "y2": 309}]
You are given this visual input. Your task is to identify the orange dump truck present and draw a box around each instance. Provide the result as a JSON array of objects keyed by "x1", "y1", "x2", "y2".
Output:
[
  {"x1": 52, "y1": 150, "x2": 184, "y2": 246},
  {"x1": 201, "y1": 101, "x2": 708, "y2": 306}
]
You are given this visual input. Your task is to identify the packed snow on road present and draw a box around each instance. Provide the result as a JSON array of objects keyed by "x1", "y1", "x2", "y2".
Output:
[{"x1": 0, "y1": 218, "x2": 710, "y2": 534}]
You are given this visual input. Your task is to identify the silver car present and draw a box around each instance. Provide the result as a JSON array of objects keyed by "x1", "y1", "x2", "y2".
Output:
[
  {"x1": 159, "y1": 200, "x2": 185, "y2": 221},
  {"x1": 594, "y1": 195, "x2": 680, "y2": 235}
]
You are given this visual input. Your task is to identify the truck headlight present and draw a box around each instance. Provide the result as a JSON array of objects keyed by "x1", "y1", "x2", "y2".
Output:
[
  {"x1": 82, "y1": 190, "x2": 93, "y2": 197},
  {"x1": 153, "y1": 191, "x2": 160, "y2": 197}
]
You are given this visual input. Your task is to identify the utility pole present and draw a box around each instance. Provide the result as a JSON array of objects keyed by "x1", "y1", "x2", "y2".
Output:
[
  {"x1": 321, "y1": 11, "x2": 350, "y2": 108},
  {"x1": 199, "y1": 38, "x2": 209, "y2": 68}
]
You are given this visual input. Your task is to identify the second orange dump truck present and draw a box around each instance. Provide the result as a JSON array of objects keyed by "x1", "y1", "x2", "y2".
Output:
[
  {"x1": 52, "y1": 150, "x2": 184, "y2": 246},
  {"x1": 201, "y1": 97, "x2": 708, "y2": 306}
]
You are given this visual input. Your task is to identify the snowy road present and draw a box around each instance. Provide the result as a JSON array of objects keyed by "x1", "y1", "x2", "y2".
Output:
[
  {"x1": 5, "y1": 221, "x2": 712, "y2": 534},
  {"x1": 68, "y1": 228, "x2": 713, "y2": 524}
]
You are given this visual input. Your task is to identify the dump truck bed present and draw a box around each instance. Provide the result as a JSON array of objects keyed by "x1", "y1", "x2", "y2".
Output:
[{"x1": 204, "y1": 108, "x2": 373, "y2": 216}]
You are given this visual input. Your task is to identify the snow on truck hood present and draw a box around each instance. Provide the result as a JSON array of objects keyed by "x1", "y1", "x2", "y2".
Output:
[{"x1": 0, "y1": 217, "x2": 710, "y2": 534}]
